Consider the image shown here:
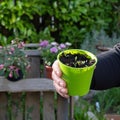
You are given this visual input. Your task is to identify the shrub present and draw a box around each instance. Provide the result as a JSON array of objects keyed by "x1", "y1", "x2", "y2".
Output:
[{"x1": 0, "y1": 0, "x2": 120, "y2": 48}]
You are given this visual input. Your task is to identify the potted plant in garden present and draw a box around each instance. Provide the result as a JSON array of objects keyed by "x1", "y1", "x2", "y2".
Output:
[
  {"x1": 39, "y1": 40, "x2": 71, "y2": 79},
  {"x1": 57, "y1": 49, "x2": 97, "y2": 96},
  {"x1": 0, "y1": 38, "x2": 31, "y2": 81}
]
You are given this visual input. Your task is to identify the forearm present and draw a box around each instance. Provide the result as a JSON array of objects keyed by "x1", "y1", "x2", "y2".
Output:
[{"x1": 91, "y1": 44, "x2": 120, "y2": 90}]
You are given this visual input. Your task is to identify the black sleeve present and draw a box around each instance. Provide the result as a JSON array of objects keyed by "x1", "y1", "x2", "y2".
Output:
[{"x1": 90, "y1": 43, "x2": 120, "y2": 90}]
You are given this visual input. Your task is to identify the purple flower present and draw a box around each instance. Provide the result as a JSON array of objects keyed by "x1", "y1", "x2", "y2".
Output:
[
  {"x1": 59, "y1": 43, "x2": 66, "y2": 49},
  {"x1": 15, "y1": 68, "x2": 19, "y2": 75},
  {"x1": 50, "y1": 47, "x2": 58, "y2": 53},
  {"x1": 9, "y1": 65, "x2": 15, "y2": 70},
  {"x1": 40, "y1": 40, "x2": 49, "y2": 47}
]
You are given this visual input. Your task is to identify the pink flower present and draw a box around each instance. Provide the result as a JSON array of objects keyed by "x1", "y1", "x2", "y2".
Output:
[
  {"x1": 0, "y1": 64, "x2": 4, "y2": 70},
  {"x1": 9, "y1": 51, "x2": 12, "y2": 54},
  {"x1": 10, "y1": 47, "x2": 15, "y2": 52},
  {"x1": 9, "y1": 72, "x2": 13, "y2": 78},
  {"x1": 18, "y1": 42, "x2": 25, "y2": 48}
]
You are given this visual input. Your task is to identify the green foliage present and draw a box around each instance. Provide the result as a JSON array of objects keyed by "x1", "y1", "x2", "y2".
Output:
[
  {"x1": 0, "y1": 0, "x2": 42, "y2": 43},
  {"x1": 74, "y1": 98, "x2": 106, "y2": 120},
  {"x1": 38, "y1": 28, "x2": 54, "y2": 41},
  {"x1": 0, "y1": 0, "x2": 120, "y2": 48},
  {"x1": 81, "y1": 29, "x2": 120, "y2": 54},
  {"x1": 92, "y1": 88, "x2": 120, "y2": 114},
  {"x1": 55, "y1": 0, "x2": 120, "y2": 48},
  {"x1": 59, "y1": 24, "x2": 85, "y2": 48},
  {"x1": 7, "y1": 92, "x2": 26, "y2": 120}
]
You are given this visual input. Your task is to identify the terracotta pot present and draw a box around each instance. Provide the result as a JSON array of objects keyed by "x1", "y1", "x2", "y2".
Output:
[{"x1": 45, "y1": 65, "x2": 53, "y2": 80}]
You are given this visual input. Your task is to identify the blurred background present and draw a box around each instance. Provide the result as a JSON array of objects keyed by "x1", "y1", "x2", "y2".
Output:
[{"x1": 0, "y1": 1, "x2": 120, "y2": 119}]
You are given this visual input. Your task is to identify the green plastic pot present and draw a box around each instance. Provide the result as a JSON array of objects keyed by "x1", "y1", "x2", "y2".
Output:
[{"x1": 57, "y1": 49, "x2": 97, "y2": 96}]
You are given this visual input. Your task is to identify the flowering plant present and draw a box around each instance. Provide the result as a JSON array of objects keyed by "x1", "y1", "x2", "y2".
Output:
[
  {"x1": 39, "y1": 40, "x2": 72, "y2": 66},
  {"x1": 0, "y1": 38, "x2": 30, "y2": 80}
]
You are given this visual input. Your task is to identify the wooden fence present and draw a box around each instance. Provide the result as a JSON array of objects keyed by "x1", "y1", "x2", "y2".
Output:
[{"x1": 0, "y1": 44, "x2": 74, "y2": 120}]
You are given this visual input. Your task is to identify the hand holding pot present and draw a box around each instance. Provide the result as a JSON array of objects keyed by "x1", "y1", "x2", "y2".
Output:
[{"x1": 52, "y1": 60, "x2": 69, "y2": 98}]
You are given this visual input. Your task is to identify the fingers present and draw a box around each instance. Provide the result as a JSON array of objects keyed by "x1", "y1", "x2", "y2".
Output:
[
  {"x1": 52, "y1": 60, "x2": 66, "y2": 87},
  {"x1": 52, "y1": 60, "x2": 69, "y2": 98},
  {"x1": 52, "y1": 60, "x2": 62, "y2": 77},
  {"x1": 52, "y1": 69, "x2": 66, "y2": 87},
  {"x1": 53, "y1": 80, "x2": 69, "y2": 98}
]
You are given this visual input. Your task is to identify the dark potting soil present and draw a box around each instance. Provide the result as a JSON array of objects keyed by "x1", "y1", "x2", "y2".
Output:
[{"x1": 59, "y1": 53, "x2": 95, "y2": 68}]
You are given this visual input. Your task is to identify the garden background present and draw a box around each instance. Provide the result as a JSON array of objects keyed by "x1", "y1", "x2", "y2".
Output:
[
  {"x1": 0, "y1": 0, "x2": 120, "y2": 119},
  {"x1": 0, "y1": 0, "x2": 120, "y2": 48}
]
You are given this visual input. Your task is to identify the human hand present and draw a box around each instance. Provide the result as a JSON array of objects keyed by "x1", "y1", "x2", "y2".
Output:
[{"x1": 52, "y1": 60, "x2": 69, "y2": 98}]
